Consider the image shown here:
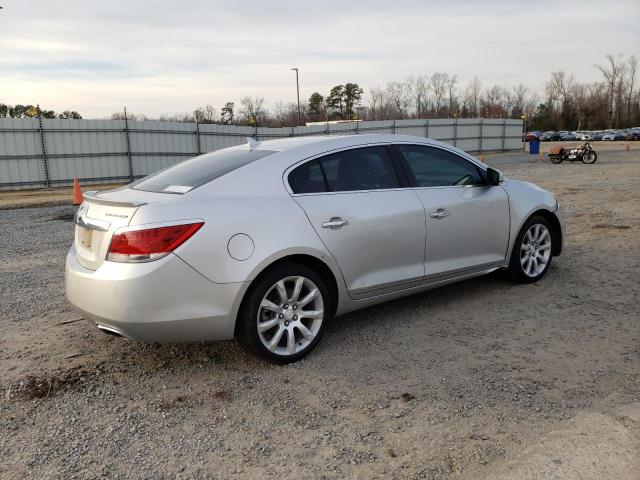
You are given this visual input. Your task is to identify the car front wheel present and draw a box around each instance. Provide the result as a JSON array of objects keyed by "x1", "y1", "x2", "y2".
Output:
[
  {"x1": 505, "y1": 216, "x2": 553, "y2": 283},
  {"x1": 236, "y1": 263, "x2": 331, "y2": 363}
]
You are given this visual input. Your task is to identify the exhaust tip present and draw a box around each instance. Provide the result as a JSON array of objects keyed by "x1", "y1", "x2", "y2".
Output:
[{"x1": 97, "y1": 324, "x2": 126, "y2": 338}]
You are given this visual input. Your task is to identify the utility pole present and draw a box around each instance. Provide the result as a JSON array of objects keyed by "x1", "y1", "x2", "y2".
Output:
[{"x1": 291, "y1": 67, "x2": 301, "y2": 127}]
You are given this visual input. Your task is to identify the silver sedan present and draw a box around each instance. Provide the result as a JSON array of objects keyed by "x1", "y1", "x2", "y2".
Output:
[{"x1": 65, "y1": 134, "x2": 564, "y2": 362}]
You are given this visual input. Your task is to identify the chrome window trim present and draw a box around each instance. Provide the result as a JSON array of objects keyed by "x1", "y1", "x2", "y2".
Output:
[
  {"x1": 392, "y1": 142, "x2": 488, "y2": 172},
  {"x1": 284, "y1": 141, "x2": 491, "y2": 196}
]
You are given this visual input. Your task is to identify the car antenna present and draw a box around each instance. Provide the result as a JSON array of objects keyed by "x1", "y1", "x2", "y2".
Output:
[{"x1": 246, "y1": 137, "x2": 260, "y2": 151}]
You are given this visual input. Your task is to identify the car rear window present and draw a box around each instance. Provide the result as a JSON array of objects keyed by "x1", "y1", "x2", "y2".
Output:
[{"x1": 132, "y1": 148, "x2": 276, "y2": 194}]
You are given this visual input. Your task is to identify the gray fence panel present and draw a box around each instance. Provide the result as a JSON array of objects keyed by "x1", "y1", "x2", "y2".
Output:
[
  {"x1": 505, "y1": 121, "x2": 523, "y2": 150},
  {"x1": 43, "y1": 119, "x2": 129, "y2": 182},
  {"x1": 0, "y1": 117, "x2": 523, "y2": 189},
  {"x1": 199, "y1": 124, "x2": 252, "y2": 152},
  {"x1": 129, "y1": 121, "x2": 196, "y2": 176},
  {"x1": 0, "y1": 118, "x2": 44, "y2": 185}
]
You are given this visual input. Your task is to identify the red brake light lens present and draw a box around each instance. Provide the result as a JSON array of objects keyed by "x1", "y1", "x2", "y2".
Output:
[{"x1": 107, "y1": 222, "x2": 204, "y2": 263}]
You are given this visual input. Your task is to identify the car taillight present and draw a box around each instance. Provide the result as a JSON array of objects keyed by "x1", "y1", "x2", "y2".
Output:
[{"x1": 107, "y1": 222, "x2": 204, "y2": 263}]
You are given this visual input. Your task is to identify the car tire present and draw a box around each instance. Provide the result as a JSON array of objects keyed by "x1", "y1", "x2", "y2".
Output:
[
  {"x1": 236, "y1": 262, "x2": 332, "y2": 363},
  {"x1": 504, "y1": 215, "x2": 554, "y2": 283}
]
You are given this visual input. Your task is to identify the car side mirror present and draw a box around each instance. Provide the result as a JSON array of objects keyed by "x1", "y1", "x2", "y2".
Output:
[{"x1": 486, "y1": 167, "x2": 503, "y2": 186}]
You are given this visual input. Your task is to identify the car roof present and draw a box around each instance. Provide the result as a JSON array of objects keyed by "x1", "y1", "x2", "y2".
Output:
[
  {"x1": 252, "y1": 134, "x2": 446, "y2": 153},
  {"x1": 247, "y1": 133, "x2": 487, "y2": 172}
]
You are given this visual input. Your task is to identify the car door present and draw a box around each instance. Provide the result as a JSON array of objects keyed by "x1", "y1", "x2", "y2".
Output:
[
  {"x1": 394, "y1": 144, "x2": 510, "y2": 278},
  {"x1": 288, "y1": 145, "x2": 426, "y2": 299}
]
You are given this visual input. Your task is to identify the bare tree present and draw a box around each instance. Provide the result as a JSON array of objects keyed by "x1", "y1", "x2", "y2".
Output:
[
  {"x1": 626, "y1": 55, "x2": 638, "y2": 122},
  {"x1": 464, "y1": 76, "x2": 482, "y2": 117},
  {"x1": 194, "y1": 104, "x2": 216, "y2": 123},
  {"x1": 482, "y1": 85, "x2": 508, "y2": 118},
  {"x1": 447, "y1": 74, "x2": 458, "y2": 117},
  {"x1": 406, "y1": 74, "x2": 429, "y2": 118},
  {"x1": 239, "y1": 96, "x2": 266, "y2": 126},
  {"x1": 549, "y1": 71, "x2": 575, "y2": 107},
  {"x1": 511, "y1": 84, "x2": 529, "y2": 118},
  {"x1": 596, "y1": 55, "x2": 625, "y2": 128},
  {"x1": 386, "y1": 82, "x2": 411, "y2": 118},
  {"x1": 429, "y1": 73, "x2": 449, "y2": 116}
]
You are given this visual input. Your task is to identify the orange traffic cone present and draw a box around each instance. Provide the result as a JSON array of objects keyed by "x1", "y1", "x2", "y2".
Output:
[{"x1": 72, "y1": 177, "x2": 83, "y2": 205}]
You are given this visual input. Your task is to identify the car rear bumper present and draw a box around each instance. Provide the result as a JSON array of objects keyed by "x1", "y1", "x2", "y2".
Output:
[{"x1": 65, "y1": 246, "x2": 245, "y2": 342}]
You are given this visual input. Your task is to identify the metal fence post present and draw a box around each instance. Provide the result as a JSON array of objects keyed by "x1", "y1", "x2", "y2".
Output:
[
  {"x1": 123, "y1": 107, "x2": 133, "y2": 181},
  {"x1": 479, "y1": 118, "x2": 484, "y2": 152},
  {"x1": 392, "y1": 119, "x2": 396, "y2": 134},
  {"x1": 195, "y1": 119, "x2": 202, "y2": 155},
  {"x1": 501, "y1": 118, "x2": 506, "y2": 151},
  {"x1": 425, "y1": 119, "x2": 429, "y2": 139},
  {"x1": 37, "y1": 114, "x2": 50, "y2": 187},
  {"x1": 254, "y1": 123, "x2": 258, "y2": 140},
  {"x1": 355, "y1": 121, "x2": 359, "y2": 135},
  {"x1": 453, "y1": 117, "x2": 458, "y2": 147},
  {"x1": 290, "y1": 126, "x2": 295, "y2": 137}
]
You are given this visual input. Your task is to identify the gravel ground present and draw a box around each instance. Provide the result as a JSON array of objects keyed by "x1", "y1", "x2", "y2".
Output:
[{"x1": 1, "y1": 149, "x2": 639, "y2": 479}]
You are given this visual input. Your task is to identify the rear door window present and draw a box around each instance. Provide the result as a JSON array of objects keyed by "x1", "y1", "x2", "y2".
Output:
[
  {"x1": 132, "y1": 148, "x2": 276, "y2": 194},
  {"x1": 288, "y1": 146, "x2": 400, "y2": 194},
  {"x1": 320, "y1": 146, "x2": 399, "y2": 192}
]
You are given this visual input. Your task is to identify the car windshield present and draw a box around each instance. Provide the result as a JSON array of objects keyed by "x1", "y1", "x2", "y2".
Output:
[{"x1": 132, "y1": 148, "x2": 276, "y2": 194}]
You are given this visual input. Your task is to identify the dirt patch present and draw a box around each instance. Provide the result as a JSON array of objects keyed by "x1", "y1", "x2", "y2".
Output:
[
  {"x1": 5, "y1": 367, "x2": 98, "y2": 401},
  {"x1": 592, "y1": 223, "x2": 631, "y2": 229},
  {"x1": 47, "y1": 212, "x2": 76, "y2": 222},
  {"x1": 0, "y1": 183, "x2": 125, "y2": 209}
]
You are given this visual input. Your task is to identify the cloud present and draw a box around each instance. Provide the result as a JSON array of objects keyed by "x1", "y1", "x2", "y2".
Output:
[{"x1": 0, "y1": 0, "x2": 638, "y2": 117}]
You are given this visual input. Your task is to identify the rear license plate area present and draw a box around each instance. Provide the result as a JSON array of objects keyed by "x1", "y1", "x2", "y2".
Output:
[{"x1": 80, "y1": 227, "x2": 93, "y2": 250}]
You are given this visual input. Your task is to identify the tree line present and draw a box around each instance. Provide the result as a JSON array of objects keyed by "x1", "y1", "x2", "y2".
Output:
[
  {"x1": 0, "y1": 103, "x2": 82, "y2": 119},
  {"x1": 118, "y1": 54, "x2": 639, "y2": 130},
  {"x1": 3, "y1": 53, "x2": 637, "y2": 130}
]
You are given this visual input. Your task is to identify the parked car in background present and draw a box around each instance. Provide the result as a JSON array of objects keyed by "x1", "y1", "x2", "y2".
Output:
[
  {"x1": 65, "y1": 134, "x2": 564, "y2": 362},
  {"x1": 540, "y1": 131, "x2": 561, "y2": 142},
  {"x1": 623, "y1": 129, "x2": 640, "y2": 140},
  {"x1": 560, "y1": 132, "x2": 577, "y2": 141},
  {"x1": 522, "y1": 131, "x2": 541, "y2": 142},
  {"x1": 602, "y1": 131, "x2": 625, "y2": 141},
  {"x1": 574, "y1": 132, "x2": 590, "y2": 140},
  {"x1": 590, "y1": 131, "x2": 604, "y2": 141}
]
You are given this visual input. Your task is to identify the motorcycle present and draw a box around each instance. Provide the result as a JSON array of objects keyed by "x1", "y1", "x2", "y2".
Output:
[{"x1": 549, "y1": 141, "x2": 598, "y2": 164}]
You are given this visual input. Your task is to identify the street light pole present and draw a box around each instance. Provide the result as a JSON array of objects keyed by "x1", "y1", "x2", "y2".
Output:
[{"x1": 291, "y1": 67, "x2": 301, "y2": 127}]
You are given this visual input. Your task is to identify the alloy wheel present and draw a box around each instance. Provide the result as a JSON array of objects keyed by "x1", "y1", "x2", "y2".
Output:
[
  {"x1": 256, "y1": 276, "x2": 324, "y2": 357},
  {"x1": 520, "y1": 223, "x2": 552, "y2": 278}
]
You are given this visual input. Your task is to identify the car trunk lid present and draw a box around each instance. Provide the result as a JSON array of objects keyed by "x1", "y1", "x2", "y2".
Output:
[{"x1": 74, "y1": 189, "x2": 169, "y2": 270}]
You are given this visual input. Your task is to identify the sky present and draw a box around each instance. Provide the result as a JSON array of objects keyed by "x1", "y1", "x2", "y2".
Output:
[{"x1": 1, "y1": 0, "x2": 638, "y2": 118}]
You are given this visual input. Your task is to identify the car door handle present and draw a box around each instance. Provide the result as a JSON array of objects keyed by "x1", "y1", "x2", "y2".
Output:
[
  {"x1": 430, "y1": 209, "x2": 451, "y2": 219},
  {"x1": 322, "y1": 217, "x2": 349, "y2": 229}
]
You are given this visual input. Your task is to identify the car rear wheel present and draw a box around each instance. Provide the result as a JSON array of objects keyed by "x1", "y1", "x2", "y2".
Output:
[
  {"x1": 236, "y1": 263, "x2": 331, "y2": 363},
  {"x1": 504, "y1": 216, "x2": 553, "y2": 283}
]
